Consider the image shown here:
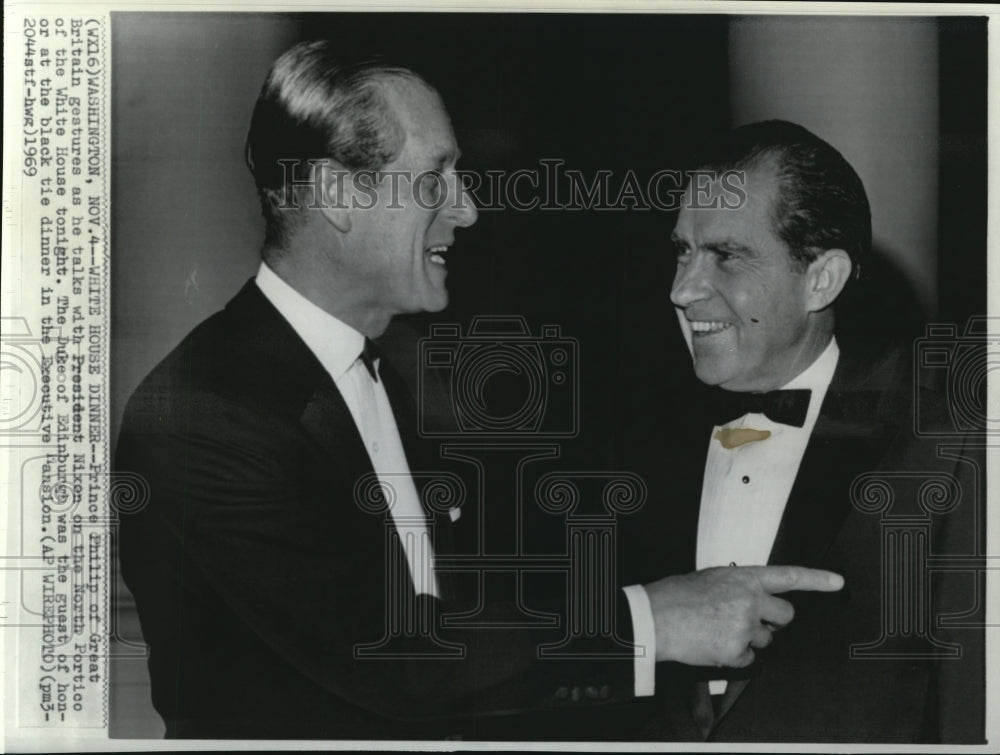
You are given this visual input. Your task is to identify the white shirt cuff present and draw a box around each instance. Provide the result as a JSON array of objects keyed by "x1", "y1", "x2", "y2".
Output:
[{"x1": 622, "y1": 584, "x2": 656, "y2": 696}]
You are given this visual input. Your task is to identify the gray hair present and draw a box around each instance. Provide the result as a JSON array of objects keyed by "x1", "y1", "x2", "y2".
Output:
[{"x1": 245, "y1": 40, "x2": 430, "y2": 247}]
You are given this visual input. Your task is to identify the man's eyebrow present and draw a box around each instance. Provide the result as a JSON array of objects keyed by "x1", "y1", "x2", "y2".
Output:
[
  {"x1": 704, "y1": 239, "x2": 756, "y2": 256},
  {"x1": 669, "y1": 233, "x2": 755, "y2": 256}
]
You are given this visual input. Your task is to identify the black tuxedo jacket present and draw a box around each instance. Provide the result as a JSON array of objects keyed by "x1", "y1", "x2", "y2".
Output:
[
  {"x1": 116, "y1": 280, "x2": 635, "y2": 739},
  {"x1": 613, "y1": 344, "x2": 985, "y2": 743}
]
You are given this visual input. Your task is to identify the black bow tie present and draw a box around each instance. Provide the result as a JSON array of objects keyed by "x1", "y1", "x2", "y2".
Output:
[
  {"x1": 710, "y1": 388, "x2": 812, "y2": 428},
  {"x1": 359, "y1": 338, "x2": 382, "y2": 382}
]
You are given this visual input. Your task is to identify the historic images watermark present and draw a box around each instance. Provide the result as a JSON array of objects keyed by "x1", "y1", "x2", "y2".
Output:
[{"x1": 270, "y1": 160, "x2": 749, "y2": 214}]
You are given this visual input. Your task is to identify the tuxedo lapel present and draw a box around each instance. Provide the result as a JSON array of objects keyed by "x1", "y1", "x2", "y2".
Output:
[
  {"x1": 298, "y1": 373, "x2": 377, "y2": 495},
  {"x1": 674, "y1": 424, "x2": 713, "y2": 573},
  {"x1": 642, "y1": 414, "x2": 712, "y2": 580},
  {"x1": 768, "y1": 371, "x2": 899, "y2": 568},
  {"x1": 714, "y1": 677, "x2": 750, "y2": 728},
  {"x1": 707, "y1": 352, "x2": 901, "y2": 733},
  {"x1": 224, "y1": 280, "x2": 386, "y2": 508}
]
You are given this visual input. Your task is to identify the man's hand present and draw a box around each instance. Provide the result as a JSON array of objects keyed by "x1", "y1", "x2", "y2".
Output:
[{"x1": 644, "y1": 565, "x2": 844, "y2": 667}]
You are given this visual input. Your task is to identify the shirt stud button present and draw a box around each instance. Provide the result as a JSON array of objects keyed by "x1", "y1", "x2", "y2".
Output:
[{"x1": 742, "y1": 475, "x2": 750, "y2": 484}]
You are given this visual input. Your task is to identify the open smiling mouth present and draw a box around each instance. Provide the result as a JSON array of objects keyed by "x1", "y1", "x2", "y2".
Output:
[
  {"x1": 688, "y1": 320, "x2": 732, "y2": 335},
  {"x1": 426, "y1": 245, "x2": 449, "y2": 266}
]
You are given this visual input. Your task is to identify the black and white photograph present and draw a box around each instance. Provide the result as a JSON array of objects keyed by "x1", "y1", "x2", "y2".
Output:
[{"x1": 2, "y1": 3, "x2": 995, "y2": 750}]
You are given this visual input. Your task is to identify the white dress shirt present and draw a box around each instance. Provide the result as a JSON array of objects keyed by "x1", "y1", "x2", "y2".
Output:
[
  {"x1": 255, "y1": 262, "x2": 440, "y2": 598},
  {"x1": 625, "y1": 337, "x2": 840, "y2": 696},
  {"x1": 697, "y1": 338, "x2": 840, "y2": 572}
]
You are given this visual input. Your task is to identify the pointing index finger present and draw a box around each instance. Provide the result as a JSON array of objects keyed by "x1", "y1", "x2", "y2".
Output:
[{"x1": 752, "y1": 565, "x2": 845, "y2": 594}]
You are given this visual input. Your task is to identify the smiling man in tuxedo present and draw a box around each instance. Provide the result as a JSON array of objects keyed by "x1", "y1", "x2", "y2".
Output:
[
  {"x1": 115, "y1": 46, "x2": 849, "y2": 740},
  {"x1": 617, "y1": 120, "x2": 985, "y2": 743}
]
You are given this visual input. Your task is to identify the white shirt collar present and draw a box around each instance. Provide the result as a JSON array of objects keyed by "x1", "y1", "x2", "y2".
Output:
[
  {"x1": 782, "y1": 336, "x2": 839, "y2": 392},
  {"x1": 768, "y1": 335, "x2": 840, "y2": 431},
  {"x1": 254, "y1": 261, "x2": 365, "y2": 382}
]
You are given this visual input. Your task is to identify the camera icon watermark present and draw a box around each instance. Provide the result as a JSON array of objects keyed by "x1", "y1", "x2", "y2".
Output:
[
  {"x1": 418, "y1": 316, "x2": 579, "y2": 438},
  {"x1": 914, "y1": 317, "x2": 1000, "y2": 437}
]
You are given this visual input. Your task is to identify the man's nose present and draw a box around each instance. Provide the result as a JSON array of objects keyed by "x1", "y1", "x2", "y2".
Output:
[
  {"x1": 670, "y1": 253, "x2": 712, "y2": 308},
  {"x1": 446, "y1": 174, "x2": 478, "y2": 228}
]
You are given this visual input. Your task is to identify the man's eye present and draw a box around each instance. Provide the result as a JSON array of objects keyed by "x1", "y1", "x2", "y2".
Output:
[{"x1": 419, "y1": 171, "x2": 446, "y2": 203}]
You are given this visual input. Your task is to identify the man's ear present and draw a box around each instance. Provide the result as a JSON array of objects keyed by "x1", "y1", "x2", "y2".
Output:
[
  {"x1": 805, "y1": 249, "x2": 852, "y2": 312},
  {"x1": 317, "y1": 162, "x2": 352, "y2": 233}
]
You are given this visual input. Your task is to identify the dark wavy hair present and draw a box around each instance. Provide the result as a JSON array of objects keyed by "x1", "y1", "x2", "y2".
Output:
[
  {"x1": 245, "y1": 40, "x2": 429, "y2": 247},
  {"x1": 698, "y1": 119, "x2": 871, "y2": 282}
]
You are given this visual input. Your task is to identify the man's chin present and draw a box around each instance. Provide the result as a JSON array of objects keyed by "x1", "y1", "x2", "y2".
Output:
[
  {"x1": 421, "y1": 291, "x2": 449, "y2": 313},
  {"x1": 691, "y1": 357, "x2": 732, "y2": 389}
]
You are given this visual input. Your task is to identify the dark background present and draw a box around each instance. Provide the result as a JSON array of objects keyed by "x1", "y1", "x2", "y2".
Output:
[{"x1": 109, "y1": 12, "x2": 987, "y2": 738}]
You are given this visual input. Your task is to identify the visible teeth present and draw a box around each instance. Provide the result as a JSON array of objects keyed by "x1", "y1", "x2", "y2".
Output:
[
  {"x1": 689, "y1": 320, "x2": 730, "y2": 334},
  {"x1": 427, "y1": 245, "x2": 449, "y2": 265}
]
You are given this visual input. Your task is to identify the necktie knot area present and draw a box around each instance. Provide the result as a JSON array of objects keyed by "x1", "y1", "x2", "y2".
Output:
[
  {"x1": 710, "y1": 388, "x2": 811, "y2": 428},
  {"x1": 360, "y1": 338, "x2": 381, "y2": 382}
]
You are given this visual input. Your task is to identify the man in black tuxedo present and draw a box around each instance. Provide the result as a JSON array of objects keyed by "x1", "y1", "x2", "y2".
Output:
[
  {"x1": 116, "y1": 46, "x2": 846, "y2": 740},
  {"x1": 617, "y1": 120, "x2": 985, "y2": 742}
]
